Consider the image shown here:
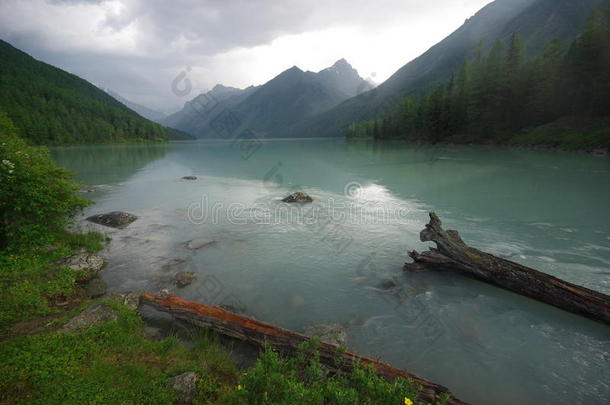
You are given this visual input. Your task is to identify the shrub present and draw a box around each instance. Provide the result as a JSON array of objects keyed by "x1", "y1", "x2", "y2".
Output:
[{"x1": 0, "y1": 112, "x2": 88, "y2": 249}]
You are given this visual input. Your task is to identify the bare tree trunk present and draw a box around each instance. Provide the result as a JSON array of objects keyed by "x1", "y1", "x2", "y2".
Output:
[
  {"x1": 140, "y1": 292, "x2": 469, "y2": 405},
  {"x1": 404, "y1": 213, "x2": 610, "y2": 325}
]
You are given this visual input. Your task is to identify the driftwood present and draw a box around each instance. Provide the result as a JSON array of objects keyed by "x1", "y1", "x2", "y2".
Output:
[
  {"x1": 140, "y1": 292, "x2": 469, "y2": 405},
  {"x1": 404, "y1": 213, "x2": 610, "y2": 325}
]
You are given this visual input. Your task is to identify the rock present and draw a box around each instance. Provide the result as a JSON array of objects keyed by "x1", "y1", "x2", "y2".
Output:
[
  {"x1": 174, "y1": 272, "x2": 196, "y2": 287},
  {"x1": 185, "y1": 239, "x2": 216, "y2": 250},
  {"x1": 376, "y1": 278, "x2": 398, "y2": 291},
  {"x1": 167, "y1": 372, "x2": 199, "y2": 404},
  {"x1": 303, "y1": 323, "x2": 347, "y2": 346},
  {"x1": 282, "y1": 192, "x2": 313, "y2": 203},
  {"x1": 58, "y1": 304, "x2": 118, "y2": 333},
  {"x1": 55, "y1": 251, "x2": 104, "y2": 282},
  {"x1": 181, "y1": 176, "x2": 197, "y2": 180},
  {"x1": 85, "y1": 277, "x2": 108, "y2": 298},
  {"x1": 87, "y1": 211, "x2": 138, "y2": 229},
  {"x1": 143, "y1": 325, "x2": 164, "y2": 341}
]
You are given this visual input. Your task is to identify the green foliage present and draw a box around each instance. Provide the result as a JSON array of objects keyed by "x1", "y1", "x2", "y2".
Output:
[
  {"x1": 0, "y1": 304, "x2": 239, "y2": 404},
  {"x1": 347, "y1": 5, "x2": 610, "y2": 149},
  {"x1": 0, "y1": 112, "x2": 88, "y2": 248},
  {"x1": 0, "y1": 40, "x2": 169, "y2": 145},
  {"x1": 225, "y1": 340, "x2": 426, "y2": 405},
  {"x1": 0, "y1": 232, "x2": 105, "y2": 330}
]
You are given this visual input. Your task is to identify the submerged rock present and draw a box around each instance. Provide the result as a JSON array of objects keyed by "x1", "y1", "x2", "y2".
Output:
[
  {"x1": 282, "y1": 192, "x2": 313, "y2": 203},
  {"x1": 181, "y1": 176, "x2": 197, "y2": 180},
  {"x1": 167, "y1": 372, "x2": 199, "y2": 405},
  {"x1": 185, "y1": 239, "x2": 216, "y2": 250},
  {"x1": 85, "y1": 277, "x2": 108, "y2": 298},
  {"x1": 59, "y1": 304, "x2": 118, "y2": 333},
  {"x1": 87, "y1": 211, "x2": 138, "y2": 229},
  {"x1": 303, "y1": 323, "x2": 347, "y2": 346},
  {"x1": 55, "y1": 251, "x2": 104, "y2": 282},
  {"x1": 174, "y1": 272, "x2": 196, "y2": 287}
]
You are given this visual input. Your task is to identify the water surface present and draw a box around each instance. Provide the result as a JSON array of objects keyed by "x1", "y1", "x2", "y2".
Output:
[{"x1": 52, "y1": 140, "x2": 610, "y2": 405}]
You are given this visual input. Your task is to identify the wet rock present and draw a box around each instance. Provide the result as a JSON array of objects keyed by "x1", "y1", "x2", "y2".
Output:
[
  {"x1": 55, "y1": 251, "x2": 104, "y2": 282},
  {"x1": 181, "y1": 176, "x2": 198, "y2": 180},
  {"x1": 185, "y1": 239, "x2": 216, "y2": 250},
  {"x1": 174, "y1": 272, "x2": 196, "y2": 287},
  {"x1": 85, "y1": 277, "x2": 108, "y2": 298},
  {"x1": 376, "y1": 278, "x2": 398, "y2": 291},
  {"x1": 303, "y1": 323, "x2": 347, "y2": 346},
  {"x1": 282, "y1": 192, "x2": 313, "y2": 203},
  {"x1": 59, "y1": 304, "x2": 118, "y2": 333},
  {"x1": 167, "y1": 372, "x2": 199, "y2": 405},
  {"x1": 87, "y1": 211, "x2": 138, "y2": 229},
  {"x1": 591, "y1": 148, "x2": 608, "y2": 157}
]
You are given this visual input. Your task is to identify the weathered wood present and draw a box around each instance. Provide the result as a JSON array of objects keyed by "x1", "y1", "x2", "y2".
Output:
[
  {"x1": 404, "y1": 212, "x2": 610, "y2": 325},
  {"x1": 140, "y1": 292, "x2": 469, "y2": 405}
]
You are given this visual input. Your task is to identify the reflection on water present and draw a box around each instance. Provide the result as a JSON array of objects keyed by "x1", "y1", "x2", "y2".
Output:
[{"x1": 52, "y1": 140, "x2": 610, "y2": 405}]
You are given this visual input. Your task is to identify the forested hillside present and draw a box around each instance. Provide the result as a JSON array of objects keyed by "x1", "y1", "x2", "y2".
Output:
[
  {"x1": 0, "y1": 40, "x2": 172, "y2": 145},
  {"x1": 347, "y1": 6, "x2": 610, "y2": 149},
  {"x1": 290, "y1": 0, "x2": 604, "y2": 139}
]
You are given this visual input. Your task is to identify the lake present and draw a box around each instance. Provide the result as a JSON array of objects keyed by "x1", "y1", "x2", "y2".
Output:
[{"x1": 51, "y1": 139, "x2": 610, "y2": 405}]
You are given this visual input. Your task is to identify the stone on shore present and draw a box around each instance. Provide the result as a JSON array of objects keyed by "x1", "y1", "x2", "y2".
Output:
[
  {"x1": 58, "y1": 304, "x2": 118, "y2": 333},
  {"x1": 87, "y1": 211, "x2": 138, "y2": 229},
  {"x1": 55, "y1": 251, "x2": 104, "y2": 282},
  {"x1": 167, "y1": 372, "x2": 199, "y2": 404}
]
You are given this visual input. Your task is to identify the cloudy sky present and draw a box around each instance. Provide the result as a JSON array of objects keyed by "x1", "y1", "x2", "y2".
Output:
[{"x1": 0, "y1": 0, "x2": 491, "y2": 113}]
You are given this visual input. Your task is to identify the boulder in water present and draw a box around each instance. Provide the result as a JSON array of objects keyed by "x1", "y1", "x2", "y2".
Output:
[
  {"x1": 185, "y1": 239, "x2": 216, "y2": 250},
  {"x1": 282, "y1": 192, "x2": 313, "y2": 203},
  {"x1": 87, "y1": 211, "x2": 138, "y2": 229},
  {"x1": 182, "y1": 176, "x2": 197, "y2": 180},
  {"x1": 174, "y1": 272, "x2": 196, "y2": 287}
]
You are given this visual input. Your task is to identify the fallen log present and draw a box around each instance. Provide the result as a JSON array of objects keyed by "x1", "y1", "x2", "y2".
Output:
[
  {"x1": 404, "y1": 213, "x2": 610, "y2": 325},
  {"x1": 140, "y1": 292, "x2": 469, "y2": 405}
]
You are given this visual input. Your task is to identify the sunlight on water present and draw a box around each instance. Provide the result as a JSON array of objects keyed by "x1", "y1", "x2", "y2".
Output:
[{"x1": 52, "y1": 140, "x2": 610, "y2": 405}]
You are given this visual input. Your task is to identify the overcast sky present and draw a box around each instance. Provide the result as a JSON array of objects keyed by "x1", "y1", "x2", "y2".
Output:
[{"x1": 0, "y1": 0, "x2": 491, "y2": 113}]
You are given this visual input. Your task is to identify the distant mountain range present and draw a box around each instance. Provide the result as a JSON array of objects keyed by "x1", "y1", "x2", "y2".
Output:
[
  {"x1": 106, "y1": 90, "x2": 167, "y2": 124},
  {"x1": 287, "y1": 0, "x2": 605, "y2": 138},
  {"x1": 0, "y1": 39, "x2": 190, "y2": 144},
  {"x1": 163, "y1": 58, "x2": 372, "y2": 138}
]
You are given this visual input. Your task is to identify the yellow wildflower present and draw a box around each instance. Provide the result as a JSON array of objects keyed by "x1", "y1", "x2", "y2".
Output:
[
  {"x1": 404, "y1": 398, "x2": 413, "y2": 405},
  {"x1": 237, "y1": 384, "x2": 243, "y2": 390}
]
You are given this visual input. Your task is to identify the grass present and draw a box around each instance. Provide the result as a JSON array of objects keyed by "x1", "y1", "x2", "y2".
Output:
[
  {"x1": 0, "y1": 232, "x2": 105, "y2": 333},
  {"x1": 0, "y1": 303, "x2": 239, "y2": 405}
]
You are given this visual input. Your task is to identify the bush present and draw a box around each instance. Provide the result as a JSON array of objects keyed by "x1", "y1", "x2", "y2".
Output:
[{"x1": 0, "y1": 112, "x2": 88, "y2": 249}]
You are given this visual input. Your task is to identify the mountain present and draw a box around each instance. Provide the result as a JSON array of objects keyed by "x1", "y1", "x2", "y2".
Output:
[
  {"x1": 290, "y1": 0, "x2": 605, "y2": 138},
  {"x1": 164, "y1": 59, "x2": 371, "y2": 138},
  {"x1": 0, "y1": 39, "x2": 174, "y2": 145},
  {"x1": 106, "y1": 90, "x2": 167, "y2": 123}
]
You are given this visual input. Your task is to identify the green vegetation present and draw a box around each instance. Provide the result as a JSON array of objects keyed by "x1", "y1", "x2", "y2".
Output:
[
  {"x1": 0, "y1": 40, "x2": 172, "y2": 145},
  {"x1": 0, "y1": 305, "x2": 239, "y2": 405},
  {"x1": 347, "y1": 5, "x2": 610, "y2": 149},
  {"x1": 227, "y1": 341, "x2": 433, "y2": 405}
]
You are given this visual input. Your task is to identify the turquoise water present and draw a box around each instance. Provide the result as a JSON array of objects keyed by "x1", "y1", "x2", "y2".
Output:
[{"x1": 52, "y1": 140, "x2": 610, "y2": 405}]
